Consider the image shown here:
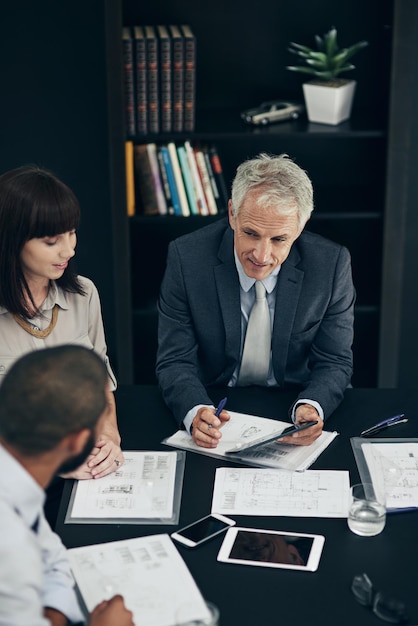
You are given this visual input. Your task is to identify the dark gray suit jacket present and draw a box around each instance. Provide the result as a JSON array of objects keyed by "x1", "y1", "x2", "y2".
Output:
[{"x1": 156, "y1": 217, "x2": 355, "y2": 425}]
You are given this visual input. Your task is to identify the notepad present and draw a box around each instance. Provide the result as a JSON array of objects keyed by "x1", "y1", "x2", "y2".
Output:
[
  {"x1": 68, "y1": 534, "x2": 211, "y2": 626},
  {"x1": 163, "y1": 411, "x2": 338, "y2": 472}
]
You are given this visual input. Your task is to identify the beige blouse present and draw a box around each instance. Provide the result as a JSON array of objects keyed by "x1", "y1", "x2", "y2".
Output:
[{"x1": 0, "y1": 275, "x2": 116, "y2": 388}]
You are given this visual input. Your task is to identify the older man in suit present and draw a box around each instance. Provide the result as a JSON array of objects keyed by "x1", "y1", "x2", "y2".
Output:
[{"x1": 156, "y1": 153, "x2": 355, "y2": 448}]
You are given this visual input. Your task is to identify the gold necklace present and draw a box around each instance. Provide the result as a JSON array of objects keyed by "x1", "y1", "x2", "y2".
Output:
[{"x1": 13, "y1": 304, "x2": 59, "y2": 339}]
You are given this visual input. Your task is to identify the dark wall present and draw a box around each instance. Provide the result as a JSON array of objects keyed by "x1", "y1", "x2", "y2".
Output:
[
  {"x1": 379, "y1": 0, "x2": 418, "y2": 387},
  {"x1": 0, "y1": 1, "x2": 118, "y2": 368}
]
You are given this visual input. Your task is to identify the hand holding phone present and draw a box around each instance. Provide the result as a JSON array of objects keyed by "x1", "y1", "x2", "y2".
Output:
[
  {"x1": 225, "y1": 420, "x2": 318, "y2": 454},
  {"x1": 277, "y1": 420, "x2": 319, "y2": 439},
  {"x1": 171, "y1": 514, "x2": 236, "y2": 548}
]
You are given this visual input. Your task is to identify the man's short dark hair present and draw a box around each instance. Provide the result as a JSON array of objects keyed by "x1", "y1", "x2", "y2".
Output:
[{"x1": 0, "y1": 345, "x2": 108, "y2": 455}]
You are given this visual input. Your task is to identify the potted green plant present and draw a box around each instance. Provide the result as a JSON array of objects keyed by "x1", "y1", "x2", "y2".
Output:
[{"x1": 286, "y1": 27, "x2": 368, "y2": 125}]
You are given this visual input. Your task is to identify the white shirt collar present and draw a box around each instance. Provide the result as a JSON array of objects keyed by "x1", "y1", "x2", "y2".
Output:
[
  {"x1": 0, "y1": 281, "x2": 70, "y2": 316},
  {"x1": 0, "y1": 444, "x2": 45, "y2": 529},
  {"x1": 234, "y1": 249, "x2": 281, "y2": 294}
]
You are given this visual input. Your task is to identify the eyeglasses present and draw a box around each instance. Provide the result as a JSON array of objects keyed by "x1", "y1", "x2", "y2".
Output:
[{"x1": 351, "y1": 573, "x2": 409, "y2": 624}]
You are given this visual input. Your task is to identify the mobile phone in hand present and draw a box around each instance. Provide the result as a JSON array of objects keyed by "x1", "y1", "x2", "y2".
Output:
[
  {"x1": 225, "y1": 420, "x2": 319, "y2": 454},
  {"x1": 277, "y1": 420, "x2": 319, "y2": 439}
]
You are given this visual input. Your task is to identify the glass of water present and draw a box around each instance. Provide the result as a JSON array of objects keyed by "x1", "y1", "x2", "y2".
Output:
[{"x1": 347, "y1": 483, "x2": 386, "y2": 537}]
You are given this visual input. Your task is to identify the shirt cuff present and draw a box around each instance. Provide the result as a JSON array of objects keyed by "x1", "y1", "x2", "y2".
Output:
[
  {"x1": 183, "y1": 404, "x2": 214, "y2": 434},
  {"x1": 43, "y1": 586, "x2": 85, "y2": 625},
  {"x1": 291, "y1": 399, "x2": 324, "y2": 423}
]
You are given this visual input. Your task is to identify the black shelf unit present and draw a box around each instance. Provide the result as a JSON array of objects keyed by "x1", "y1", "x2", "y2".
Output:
[
  {"x1": 2, "y1": 0, "x2": 417, "y2": 390},
  {"x1": 118, "y1": 0, "x2": 394, "y2": 387}
]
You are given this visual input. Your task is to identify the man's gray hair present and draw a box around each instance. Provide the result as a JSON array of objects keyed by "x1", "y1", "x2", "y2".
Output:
[{"x1": 230, "y1": 153, "x2": 314, "y2": 230}]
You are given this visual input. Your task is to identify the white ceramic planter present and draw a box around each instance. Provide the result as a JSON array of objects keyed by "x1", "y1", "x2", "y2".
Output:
[{"x1": 302, "y1": 80, "x2": 357, "y2": 125}]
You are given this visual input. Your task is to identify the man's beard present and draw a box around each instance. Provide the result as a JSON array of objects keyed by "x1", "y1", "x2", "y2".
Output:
[{"x1": 57, "y1": 432, "x2": 96, "y2": 475}]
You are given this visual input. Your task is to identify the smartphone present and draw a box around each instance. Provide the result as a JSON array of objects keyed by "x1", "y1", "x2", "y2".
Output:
[
  {"x1": 277, "y1": 420, "x2": 319, "y2": 439},
  {"x1": 217, "y1": 527, "x2": 325, "y2": 572},
  {"x1": 171, "y1": 514, "x2": 236, "y2": 548},
  {"x1": 225, "y1": 420, "x2": 318, "y2": 454}
]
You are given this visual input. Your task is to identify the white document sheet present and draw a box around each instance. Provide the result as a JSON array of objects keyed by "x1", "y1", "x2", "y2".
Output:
[
  {"x1": 163, "y1": 411, "x2": 338, "y2": 471},
  {"x1": 68, "y1": 451, "x2": 178, "y2": 520},
  {"x1": 361, "y1": 441, "x2": 418, "y2": 510},
  {"x1": 68, "y1": 534, "x2": 211, "y2": 626},
  {"x1": 211, "y1": 467, "x2": 350, "y2": 517}
]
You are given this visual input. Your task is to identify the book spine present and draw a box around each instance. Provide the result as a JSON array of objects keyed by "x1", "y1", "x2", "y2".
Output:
[
  {"x1": 122, "y1": 27, "x2": 136, "y2": 137},
  {"x1": 157, "y1": 146, "x2": 174, "y2": 214},
  {"x1": 160, "y1": 145, "x2": 182, "y2": 216},
  {"x1": 146, "y1": 143, "x2": 168, "y2": 215},
  {"x1": 202, "y1": 146, "x2": 221, "y2": 206},
  {"x1": 195, "y1": 149, "x2": 218, "y2": 215},
  {"x1": 157, "y1": 25, "x2": 172, "y2": 133},
  {"x1": 125, "y1": 141, "x2": 135, "y2": 216},
  {"x1": 168, "y1": 142, "x2": 190, "y2": 216},
  {"x1": 145, "y1": 26, "x2": 159, "y2": 134},
  {"x1": 177, "y1": 146, "x2": 199, "y2": 215},
  {"x1": 209, "y1": 145, "x2": 229, "y2": 213},
  {"x1": 133, "y1": 26, "x2": 147, "y2": 135},
  {"x1": 181, "y1": 25, "x2": 196, "y2": 133},
  {"x1": 184, "y1": 140, "x2": 208, "y2": 215},
  {"x1": 169, "y1": 25, "x2": 184, "y2": 133},
  {"x1": 134, "y1": 144, "x2": 160, "y2": 215}
]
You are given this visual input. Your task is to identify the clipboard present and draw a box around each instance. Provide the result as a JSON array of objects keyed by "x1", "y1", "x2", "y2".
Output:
[
  {"x1": 351, "y1": 437, "x2": 418, "y2": 513},
  {"x1": 64, "y1": 450, "x2": 185, "y2": 525}
]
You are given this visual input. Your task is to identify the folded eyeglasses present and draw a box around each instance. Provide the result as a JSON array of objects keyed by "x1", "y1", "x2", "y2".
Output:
[{"x1": 351, "y1": 573, "x2": 409, "y2": 624}]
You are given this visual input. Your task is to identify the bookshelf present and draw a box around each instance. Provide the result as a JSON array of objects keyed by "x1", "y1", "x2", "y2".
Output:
[
  {"x1": 118, "y1": 0, "x2": 393, "y2": 386},
  {"x1": 4, "y1": 0, "x2": 418, "y2": 389}
]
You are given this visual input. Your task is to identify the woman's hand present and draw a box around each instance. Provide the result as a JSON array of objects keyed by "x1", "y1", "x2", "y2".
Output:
[{"x1": 60, "y1": 388, "x2": 124, "y2": 479}]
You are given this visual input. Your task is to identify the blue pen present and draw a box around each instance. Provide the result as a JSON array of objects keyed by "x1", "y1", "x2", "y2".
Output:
[
  {"x1": 215, "y1": 397, "x2": 228, "y2": 417},
  {"x1": 360, "y1": 413, "x2": 406, "y2": 436}
]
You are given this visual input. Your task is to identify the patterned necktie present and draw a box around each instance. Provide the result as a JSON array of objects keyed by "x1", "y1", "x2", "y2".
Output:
[{"x1": 238, "y1": 281, "x2": 271, "y2": 385}]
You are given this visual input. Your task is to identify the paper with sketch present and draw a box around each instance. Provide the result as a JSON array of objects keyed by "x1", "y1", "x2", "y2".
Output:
[
  {"x1": 68, "y1": 451, "x2": 178, "y2": 520},
  {"x1": 163, "y1": 411, "x2": 338, "y2": 471},
  {"x1": 354, "y1": 439, "x2": 418, "y2": 510},
  {"x1": 212, "y1": 467, "x2": 350, "y2": 517},
  {"x1": 68, "y1": 534, "x2": 211, "y2": 626}
]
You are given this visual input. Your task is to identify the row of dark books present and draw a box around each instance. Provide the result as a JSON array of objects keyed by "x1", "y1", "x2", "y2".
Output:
[
  {"x1": 122, "y1": 24, "x2": 196, "y2": 136},
  {"x1": 125, "y1": 141, "x2": 229, "y2": 217}
]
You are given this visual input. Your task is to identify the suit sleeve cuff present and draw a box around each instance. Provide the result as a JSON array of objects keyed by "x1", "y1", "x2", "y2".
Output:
[
  {"x1": 291, "y1": 399, "x2": 324, "y2": 423},
  {"x1": 183, "y1": 405, "x2": 214, "y2": 434}
]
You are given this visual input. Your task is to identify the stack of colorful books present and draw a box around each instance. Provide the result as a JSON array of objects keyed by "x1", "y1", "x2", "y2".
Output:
[{"x1": 125, "y1": 141, "x2": 229, "y2": 217}]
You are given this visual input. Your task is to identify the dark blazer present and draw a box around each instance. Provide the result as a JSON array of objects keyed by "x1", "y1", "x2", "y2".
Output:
[{"x1": 156, "y1": 217, "x2": 355, "y2": 425}]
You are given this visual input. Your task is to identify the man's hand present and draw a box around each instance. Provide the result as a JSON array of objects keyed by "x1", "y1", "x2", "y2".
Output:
[
  {"x1": 191, "y1": 406, "x2": 230, "y2": 448},
  {"x1": 89, "y1": 595, "x2": 134, "y2": 626},
  {"x1": 278, "y1": 403, "x2": 323, "y2": 446}
]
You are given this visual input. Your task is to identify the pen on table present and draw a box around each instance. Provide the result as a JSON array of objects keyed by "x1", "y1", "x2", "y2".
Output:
[
  {"x1": 214, "y1": 397, "x2": 228, "y2": 417},
  {"x1": 360, "y1": 413, "x2": 407, "y2": 437}
]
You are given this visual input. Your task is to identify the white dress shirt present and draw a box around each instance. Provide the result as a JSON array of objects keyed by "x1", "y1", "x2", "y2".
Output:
[{"x1": 0, "y1": 445, "x2": 85, "y2": 626}]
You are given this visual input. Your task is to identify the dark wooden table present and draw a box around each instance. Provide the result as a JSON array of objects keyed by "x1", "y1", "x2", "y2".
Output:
[{"x1": 56, "y1": 385, "x2": 418, "y2": 626}]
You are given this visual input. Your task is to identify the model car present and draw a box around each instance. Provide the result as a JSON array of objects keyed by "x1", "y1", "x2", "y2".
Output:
[{"x1": 241, "y1": 100, "x2": 305, "y2": 126}]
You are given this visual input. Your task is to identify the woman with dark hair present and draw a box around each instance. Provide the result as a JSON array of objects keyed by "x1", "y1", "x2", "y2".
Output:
[{"x1": 0, "y1": 165, "x2": 124, "y2": 486}]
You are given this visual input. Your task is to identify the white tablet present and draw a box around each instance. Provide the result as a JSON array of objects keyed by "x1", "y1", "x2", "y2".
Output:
[{"x1": 217, "y1": 527, "x2": 325, "y2": 572}]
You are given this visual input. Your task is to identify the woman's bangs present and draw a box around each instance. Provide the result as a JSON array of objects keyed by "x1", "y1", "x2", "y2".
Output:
[{"x1": 28, "y1": 186, "x2": 80, "y2": 239}]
